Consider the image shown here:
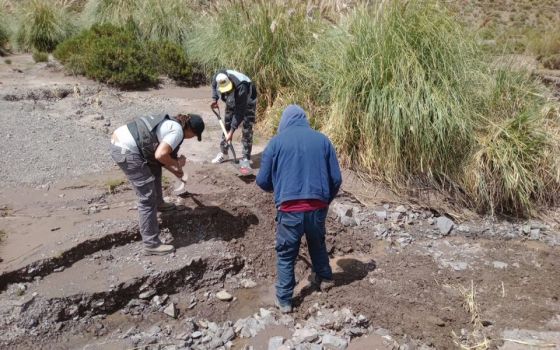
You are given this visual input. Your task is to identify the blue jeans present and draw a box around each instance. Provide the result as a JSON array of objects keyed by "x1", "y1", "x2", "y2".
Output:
[{"x1": 275, "y1": 208, "x2": 332, "y2": 306}]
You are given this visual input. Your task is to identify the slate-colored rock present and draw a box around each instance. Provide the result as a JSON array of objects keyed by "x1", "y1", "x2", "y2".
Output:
[{"x1": 436, "y1": 216, "x2": 454, "y2": 235}]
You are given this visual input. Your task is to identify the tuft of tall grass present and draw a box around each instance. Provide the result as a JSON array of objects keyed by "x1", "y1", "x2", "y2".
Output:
[
  {"x1": 136, "y1": 0, "x2": 193, "y2": 45},
  {"x1": 187, "y1": 0, "x2": 323, "y2": 107},
  {"x1": 304, "y1": 2, "x2": 483, "y2": 184},
  {"x1": 15, "y1": 0, "x2": 75, "y2": 52},
  {"x1": 0, "y1": 17, "x2": 10, "y2": 55},
  {"x1": 465, "y1": 70, "x2": 560, "y2": 215},
  {"x1": 294, "y1": 0, "x2": 560, "y2": 215},
  {"x1": 81, "y1": 0, "x2": 139, "y2": 27}
]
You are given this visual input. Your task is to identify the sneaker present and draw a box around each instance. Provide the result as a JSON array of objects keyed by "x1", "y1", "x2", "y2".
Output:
[
  {"x1": 275, "y1": 299, "x2": 293, "y2": 314},
  {"x1": 310, "y1": 273, "x2": 335, "y2": 292},
  {"x1": 158, "y1": 201, "x2": 176, "y2": 212},
  {"x1": 144, "y1": 244, "x2": 175, "y2": 256},
  {"x1": 211, "y1": 152, "x2": 228, "y2": 164}
]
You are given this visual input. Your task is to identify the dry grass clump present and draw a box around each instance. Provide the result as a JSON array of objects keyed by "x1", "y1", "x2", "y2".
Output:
[
  {"x1": 15, "y1": 0, "x2": 76, "y2": 52},
  {"x1": 187, "y1": 0, "x2": 323, "y2": 108}
]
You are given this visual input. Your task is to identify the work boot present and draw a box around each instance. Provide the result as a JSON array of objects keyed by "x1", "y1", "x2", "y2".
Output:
[
  {"x1": 310, "y1": 272, "x2": 335, "y2": 292},
  {"x1": 144, "y1": 244, "x2": 175, "y2": 256},
  {"x1": 275, "y1": 299, "x2": 293, "y2": 314},
  {"x1": 211, "y1": 152, "x2": 228, "y2": 164},
  {"x1": 158, "y1": 201, "x2": 176, "y2": 212}
]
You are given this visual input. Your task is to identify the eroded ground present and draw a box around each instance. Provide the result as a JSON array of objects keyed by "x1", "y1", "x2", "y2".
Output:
[{"x1": 1, "y1": 55, "x2": 559, "y2": 350}]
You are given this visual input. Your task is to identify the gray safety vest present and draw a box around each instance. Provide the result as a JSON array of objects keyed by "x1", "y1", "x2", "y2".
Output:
[{"x1": 127, "y1": 114, "x2": 182, "y2": 166}]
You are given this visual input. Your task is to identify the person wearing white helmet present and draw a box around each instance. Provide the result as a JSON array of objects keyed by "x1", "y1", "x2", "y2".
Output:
[{"x1": 210, "y1": 69, "x2": 257, "y2": 170}]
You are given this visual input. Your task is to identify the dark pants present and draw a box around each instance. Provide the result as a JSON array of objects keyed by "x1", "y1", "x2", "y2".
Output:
[
  {"x1": 275, "y1": 208, "x2": 332, "y2": 306},
  {"x1": 110, "y1": 144, "x2": 164, "y2": 247},
  {"x1": 220, "y1": 104, "x2": 256, "y2": 160}
]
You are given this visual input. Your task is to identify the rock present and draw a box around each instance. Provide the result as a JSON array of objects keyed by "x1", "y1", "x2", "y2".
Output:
[
  {"x1": 268, "y1": 336, "x2": 285, "y2": 350},
  {"x1": 332, "y1": 201, "x2": 358, "y2": 227},
  {"x1": 240, "y1": 278, "x2": 257, "y2": 289},
  {"x1": 492, "y1": 261, "x2": 508, "y2": 269},
  {"x1": 216, "y1": 290, "x2": 233, "y2": 301},
  {"x1": 53, "y1": 266, "x2": 65, "y2": 272},
  {"x1": 322, "y1": 334, "x2": 348, "y2": 349},
  {"x1": 293, "y1": 328, "x2": 319, "y2": 344},
  {"x1": 395, "y1": 205, "x2": 407, "y2": 213},
  {"x1": 390, "y1": 212, "x2": 403, "y2": 222},
  {"x1": 239, "y1": 318, "x2": 263, "y2": 338},
  {"x1": 175, "y1": 332, "x2": 190, "y2": 340},
  {"x1": 448, "y1": 261, "x2": 468, "y2": 271},
  {"x1": 152, "y1": 294, "x2": 168, "y2": 306},
  {"x1": 146, "y1": 325, "x2": 161, "y2": 337},
  {"x1": 139, "y1": 289, "x2": 156, "y2": 299},
  {"x1": 530, "y1": 228, "x2": 541, "y2": 240},
  {"x1": 375, "y1": 210, "x2": 388, "y2": 220},
  {"x1": 221, "y1": 327, "x2": 236, "y2": 342},
  {"x1": 191, "y1": 331, "x2": 202, "y2": 339},
  {"x1": 260, "y1": 308, "x2": 273, "y2": 319},
  {"x1": 436, "y1": 216, "x2": 454, "y2": 235},
  {"x1": 208, "y1": 338, "x2": 224, "y2": 348},
  {"x1": 201, "y1": 335, "x2": 212, "y2": 343},
  {"x1": 164, "y1": 303, "x2": 177, "y2": 318}
]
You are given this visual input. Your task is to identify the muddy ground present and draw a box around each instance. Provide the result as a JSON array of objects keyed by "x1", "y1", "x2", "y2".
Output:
[{"x1": 1, "y1": 55, "x2": 559, "y2": 350}]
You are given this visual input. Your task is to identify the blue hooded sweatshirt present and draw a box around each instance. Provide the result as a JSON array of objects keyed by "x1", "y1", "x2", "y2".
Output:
[{"x1": 256, "y1": 104, "x2": 342, "y2": 208}]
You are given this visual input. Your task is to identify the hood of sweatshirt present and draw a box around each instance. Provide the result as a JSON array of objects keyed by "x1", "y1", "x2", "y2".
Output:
[{"x1": 277, "y1": 104, "x2": 310, "y2": 133}]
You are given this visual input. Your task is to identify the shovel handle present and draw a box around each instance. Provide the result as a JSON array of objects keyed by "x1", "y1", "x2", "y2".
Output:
[{"x1": 211, "y1": 105, "x2": 238, "y2": 163}]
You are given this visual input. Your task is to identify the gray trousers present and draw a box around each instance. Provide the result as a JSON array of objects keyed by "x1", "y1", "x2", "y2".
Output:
[{"x1": 110, "y1": 144, "x2": 163, "y2": 247}]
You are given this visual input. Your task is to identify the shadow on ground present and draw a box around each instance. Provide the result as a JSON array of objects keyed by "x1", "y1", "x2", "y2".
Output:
[
  {"x1": 294, "y1": 257, "x2": 376, "y2": 306},
  {"x1": 161, "y1": 195, "x2": 259, "y2": 249}
]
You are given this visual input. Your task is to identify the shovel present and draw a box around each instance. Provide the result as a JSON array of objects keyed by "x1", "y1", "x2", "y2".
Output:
[{"x1": 211, "y1": 105, "x2": 253, "y2": 176}]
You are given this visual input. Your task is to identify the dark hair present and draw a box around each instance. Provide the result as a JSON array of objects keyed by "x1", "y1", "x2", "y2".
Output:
[{"x1": 175, "y1": 113, "x2": 192, "y2": 130}]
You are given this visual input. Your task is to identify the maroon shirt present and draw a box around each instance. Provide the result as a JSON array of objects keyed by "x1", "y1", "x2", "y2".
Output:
[{"x1": 279, "y1": 199, "x2": 328, "y2": 212}]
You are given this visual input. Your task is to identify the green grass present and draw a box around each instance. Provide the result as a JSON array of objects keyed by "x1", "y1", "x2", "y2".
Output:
[
  {"x1": 54, "y1": 23, "x2": 159, "y2": 88},
  {"x1": 136, "y1": 0, "x2": 192, "y2": 45},
  {"x1": 82, "y1": 0, "x2": 139, "y2": 27},
  {"x1": 32, "y1": 50, "x2": 48, "y2": 62},
  {"x1": 105, "y1": 178, "x2": 125, "y2": 194},
  {"x1": 15, "y1": 0, "x2": 76, "y2": 52},
  {"x1": 299, "y1": 2, "x2": 482, "y2": 183},
  {"x1": 187, "y1": 0, "x2": 323, "y2": 108},
  {"x1": 292, "y1": 1, "x2": 560, "y2": 215},
  {"x1": 466, "y1": 70, "x2": 560, "y2": 215},
  {"x1": 0, "y1": 1, "x2": 14, "y2": 55}
]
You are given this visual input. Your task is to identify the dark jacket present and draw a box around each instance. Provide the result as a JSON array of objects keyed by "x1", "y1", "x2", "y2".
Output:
[
  {"x1": 256, "y1": 105, "x2": 342, "y2": 208},
  {"x1": 211, "y1": 69, "x2": 257, "y2": 131}
]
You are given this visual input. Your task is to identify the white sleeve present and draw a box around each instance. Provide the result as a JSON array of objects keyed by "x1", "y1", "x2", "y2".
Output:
[{"x1": 156, "y1": 120, "x2": 184, "y2": 150}]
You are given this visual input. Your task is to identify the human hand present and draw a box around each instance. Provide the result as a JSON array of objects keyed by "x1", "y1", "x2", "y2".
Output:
[
  {"x1": 226, "y1": 130, "x2": 233, "y2": 143},
  {"x1": 210, "y1": 100, "x2": 219, "y2": 109}
]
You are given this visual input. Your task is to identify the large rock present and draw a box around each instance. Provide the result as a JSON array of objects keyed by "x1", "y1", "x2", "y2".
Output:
[
  {"x1": 163, "y1": 303, "x2": 177, "y2": 318},
  {"x1": 322, "y1": 334, "x2": 348, "y2": 350},
  {"x1": 436, "y1": 216, "x2": 454, "y2": 235},
  {"x1": 216, "y1": 290, "x2": 233, "y2": 301},
  {"x1": 293, "y1": 328, "x2": 319, "y2": 344},
  {"x1": 331, "y1": 201, "x2": 359, "y2": 227},
  {"x1": 268, "y1": 336, "x2": 285, "y2": 350}
]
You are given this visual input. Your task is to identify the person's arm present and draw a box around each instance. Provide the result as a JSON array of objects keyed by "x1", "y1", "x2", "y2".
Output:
[
  {"x1": 230, "y1": 83, "x2": 249, "y2": 132},
  {"x1": 326, "y1": 140, "x2": 342, "y2": 202},
  {"x1": 256, "y1": 141, "x2": 274, "y2": 192},
  {"x1": 211, "y1": 72, "x2": 220, "y2": 102},
  {"x1": 155, "y1": 142, "x2": 184, "y2": 178}
]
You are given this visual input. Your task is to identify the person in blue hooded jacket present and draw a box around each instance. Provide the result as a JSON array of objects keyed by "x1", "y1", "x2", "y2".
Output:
[{"x1": 256, "y1": 104, "x2": 342, "y2": 313}]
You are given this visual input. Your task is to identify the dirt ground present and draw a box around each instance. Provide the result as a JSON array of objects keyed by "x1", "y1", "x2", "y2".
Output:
[{"x1": 1, "y1": 55, "x2": 559, "y2": 350}]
